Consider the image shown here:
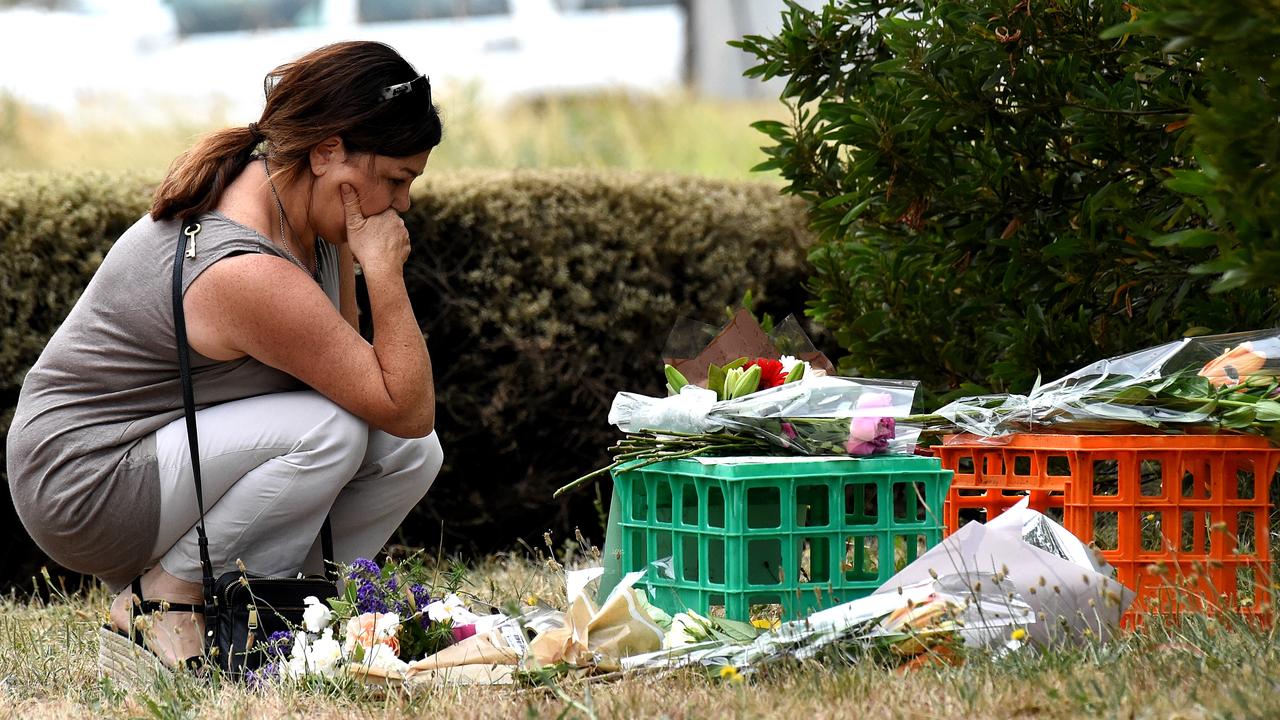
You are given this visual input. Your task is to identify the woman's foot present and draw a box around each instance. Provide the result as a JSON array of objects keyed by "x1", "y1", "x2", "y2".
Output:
[{"x1": 109, "y1": 566, "x2": 206, "y2": 668}]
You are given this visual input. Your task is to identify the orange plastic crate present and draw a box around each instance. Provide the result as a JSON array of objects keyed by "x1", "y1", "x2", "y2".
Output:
[
  {"x1": 938, "y1": 433, "x2": 1278, "y2": 623},
  {"x1": 935, "y1": 434, "x2": 1071, "y2": 533}
]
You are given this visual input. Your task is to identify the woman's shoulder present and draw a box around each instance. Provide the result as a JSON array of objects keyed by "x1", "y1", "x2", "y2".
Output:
[
  {"x1": 196, "y1": 211, "x2": 275, "y2": 250},
  {"x1": 112, "y1": 211, "x2": 268, "y2": 251}
]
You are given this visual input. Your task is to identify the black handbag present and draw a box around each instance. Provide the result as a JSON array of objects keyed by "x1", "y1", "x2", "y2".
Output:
[{"x1": 171, "y1": 219, "x2": 339, "y2": 677}]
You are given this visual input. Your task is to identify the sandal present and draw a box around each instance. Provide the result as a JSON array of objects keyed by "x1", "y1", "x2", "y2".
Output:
[{"x1": 97, "y1": 578, "x2": 208, "y2": 686}]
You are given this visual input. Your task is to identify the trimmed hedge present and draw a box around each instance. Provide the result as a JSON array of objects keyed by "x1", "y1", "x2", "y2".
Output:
[{"x1": 0, "y1": 169, "x2": 813, "y2": 589}]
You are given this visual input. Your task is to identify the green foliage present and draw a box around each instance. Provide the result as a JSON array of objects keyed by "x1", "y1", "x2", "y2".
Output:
[
  {"x1": 1107, "y1": 1, "x2": 1280, "y2": 290},
  {"x1": 0, "y1": 169, "x2": 813, "y2": 588},
  {"x1": 733, "y1": 0, "x2": 1280, "y2": 398}
]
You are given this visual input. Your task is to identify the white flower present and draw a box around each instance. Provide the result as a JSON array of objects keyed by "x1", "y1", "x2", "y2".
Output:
[
  {"x1": 425, "y1": 593, "x2": 480, "y2": 625},
  {"x1": 301, "y1": 595, "x2": 334, "y2": 633},
  {"x1": 286, "y1": 628, "x2": 343, "y2": 677},
  {"x1": 778, "y1": 355, "x2": 811, "y2": 379},
  {"x1": 663, "y1": 610, "x2": 712, "y2": 648},
  {"x1": 357, "y1": 642, "x2": 410, "y2": 677}
]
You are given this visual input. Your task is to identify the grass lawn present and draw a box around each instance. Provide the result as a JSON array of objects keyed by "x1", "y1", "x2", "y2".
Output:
[{"x1": 2, "y1": 550, "x2": 1277, "y2": 720}]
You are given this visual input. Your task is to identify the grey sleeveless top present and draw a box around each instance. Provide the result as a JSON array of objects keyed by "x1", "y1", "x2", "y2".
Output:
[{"x1": 5, "y1": 212, "x2": 341, "y2": 590}]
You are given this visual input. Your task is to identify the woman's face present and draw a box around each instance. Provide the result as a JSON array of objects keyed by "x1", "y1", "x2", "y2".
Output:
[{"x1": 308, "y1": 138, "x2": 431, "y2": 244}]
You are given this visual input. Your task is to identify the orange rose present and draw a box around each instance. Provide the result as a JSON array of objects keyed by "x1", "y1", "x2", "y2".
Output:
[{"x1": 344, "y1": 613, "x2": 400, "y2": 655}]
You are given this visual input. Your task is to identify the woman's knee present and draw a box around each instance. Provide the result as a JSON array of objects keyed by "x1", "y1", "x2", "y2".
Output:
[
  {"x1": 383, "y1": 431, "x2": 443, "y2": 501},
  {"x1": 286, "y1": 392, "x2": 370, "y2": 481},
  {"x1": 409, "y1": 431, "x2": 444, "y2": 497}
]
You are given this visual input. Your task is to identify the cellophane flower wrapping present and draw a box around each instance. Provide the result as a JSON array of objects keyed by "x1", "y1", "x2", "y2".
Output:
[
  {"x1": 619, "y1": 574, "x2": 1033, "y2": 674},
  {"x1": 933, "y1": 329, "x2": 1280, "y2": 439},
  {"x1": 609, "y1": 375, "x2": 922, "y2": 456}
]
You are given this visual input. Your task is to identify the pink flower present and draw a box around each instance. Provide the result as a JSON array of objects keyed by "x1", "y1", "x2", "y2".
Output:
[
  {"x1": 846, "y1": 392, "x2": 896, "y2": 455},
  {"x1": 846, "y1": 417, "x2": 895, "y2": 455},
  {"x1": 451, "y1": 623, "x2": 477, "y2": 643}
]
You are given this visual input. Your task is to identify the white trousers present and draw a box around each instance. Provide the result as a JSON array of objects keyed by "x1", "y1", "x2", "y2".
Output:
[{"x1": 148, "y1": 391, "x2": 442, "y2": 582}]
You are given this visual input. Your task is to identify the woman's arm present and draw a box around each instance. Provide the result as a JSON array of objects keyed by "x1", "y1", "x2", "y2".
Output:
[
  {"x1": 338, "y1": 245, "x2": 359, "y2": 331},
  {"x1": 183, "y1": 189, "x2": 433, "y2": 438}
]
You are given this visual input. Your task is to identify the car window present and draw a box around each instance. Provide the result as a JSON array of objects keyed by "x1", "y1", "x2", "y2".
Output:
[
  {"x1": 166, "y1": 0, "x2": 323, "y2": 35},
  {"x1": 359, "y1": 0, "x2": 511, "y2": 22}
]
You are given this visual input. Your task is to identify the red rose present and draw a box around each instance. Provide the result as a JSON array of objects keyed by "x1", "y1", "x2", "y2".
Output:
[{"x1": 747, "y1": 358, "x2": 787, "y2": 390}]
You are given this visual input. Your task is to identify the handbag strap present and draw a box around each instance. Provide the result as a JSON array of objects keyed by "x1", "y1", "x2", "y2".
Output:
[
  {"x1": 170, "y1": 219, "x2": 336, "y2": 616},
  {"x1": 171, "y1": 220, "x2": 217, "y2": 622}
]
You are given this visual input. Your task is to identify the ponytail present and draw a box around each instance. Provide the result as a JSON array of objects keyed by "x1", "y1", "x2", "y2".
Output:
[{"x1": 149, "y1": 126, "x2": 261, "y2": 221}]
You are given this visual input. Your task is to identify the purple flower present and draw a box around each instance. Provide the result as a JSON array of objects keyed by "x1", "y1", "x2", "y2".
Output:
[
  {"x1": 356, "y1": 579, "x2": 389, "y2": 615},
  {"x1": 245, "y1": 661, "x2": 281, "y2": 691},
  {"x1": 409, "y1": 583, "x2": 432, "y2": 628},
  {"x1": 266, "y1": 630, "x2": 292, "y2": 658},
  {"x1": 346, "y1": 557, "x2": 381, "y2": 582}
]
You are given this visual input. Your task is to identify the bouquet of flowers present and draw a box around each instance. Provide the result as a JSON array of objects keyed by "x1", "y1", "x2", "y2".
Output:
[
  {"x1": 619, "y1": 574, "x2": 1033, "y2": 678},
  {"x1": 555, "y1": 310, "x2": 921, "y2": 497},
  {"x1": 246, "y1": 556, "x2": 496, "y2": 687},
  {"x1": 909, "y1": 329, "x2": 1280, "y2": 441}
]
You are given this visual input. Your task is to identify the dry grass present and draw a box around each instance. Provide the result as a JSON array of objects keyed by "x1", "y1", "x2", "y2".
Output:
[
  {"x1": 3, "y1": 85, "x2": 1278, "y2": 719},
  {"x1": 2, "y1": 549, "x2": 1279, "y2": 720},
  {"x1": 0, "y1": 90, "x2": 784, "y2": 182}
]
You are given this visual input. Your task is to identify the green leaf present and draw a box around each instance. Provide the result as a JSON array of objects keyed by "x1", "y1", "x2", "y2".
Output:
[
  {"x1": 818, "y1": 192, "x2": 862, "y2": 210},
  {"x1": 1153, "y1": 229, "x2": 1222, "y2": 248},
  {"x1": 838, "y1": 198, "x2": 875, "y2": 226},
  {"x1": 707, "y1": 364, "x2": 726, "y2": 400},
  {"x1": 1110, "y1": 386, "x2": 1155, "y2": 403},
  {"x1": 1220, "y1": 406, "x2": 1256, "y2": 428},
  {"x1": 750, "y1": 158, "x2": 784, "y2": 173},
  {"x1": 1164, "y1": 170, "x2": 1215, "y2": 196}
]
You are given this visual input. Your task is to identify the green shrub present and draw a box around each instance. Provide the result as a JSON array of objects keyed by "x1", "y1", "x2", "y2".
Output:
[
  {"x1": 733, "y1": 0, "x2": 1280, "y2": 399},
  {"x1": 0, "y1": 169, "x2": 812, "y2": 588},
  {"x1": 1113, "y1": 1, "x2": 1280, "y2": 290}
]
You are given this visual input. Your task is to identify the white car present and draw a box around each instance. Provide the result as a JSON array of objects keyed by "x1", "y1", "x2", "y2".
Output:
[{"x1": 0, "y1": 0, "x2": 686, "y2": 120}]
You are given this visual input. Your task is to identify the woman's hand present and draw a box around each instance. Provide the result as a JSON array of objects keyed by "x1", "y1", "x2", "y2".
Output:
[{"x1": 341, "y1": 183, "x2": 410, "y2": 275}]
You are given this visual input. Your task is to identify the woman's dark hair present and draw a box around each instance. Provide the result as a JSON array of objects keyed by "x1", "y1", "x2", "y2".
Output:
[{"x1": 151, "y1": 41, "x2": 442, "y2": 221}]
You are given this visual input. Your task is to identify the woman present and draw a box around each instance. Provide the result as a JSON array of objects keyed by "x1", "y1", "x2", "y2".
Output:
[{"x1": 5, "y1": 41, "x2": 443, "y2": 667}]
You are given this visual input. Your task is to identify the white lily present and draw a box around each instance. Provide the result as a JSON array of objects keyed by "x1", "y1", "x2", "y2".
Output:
[{"x1": 425, "y1": 593, "x2": 481, "y2": 625}]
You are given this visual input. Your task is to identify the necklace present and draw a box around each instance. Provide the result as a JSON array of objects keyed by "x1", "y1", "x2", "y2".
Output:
[{"x1": 263, "y1": 158, "x2": 317, "y2": 279}]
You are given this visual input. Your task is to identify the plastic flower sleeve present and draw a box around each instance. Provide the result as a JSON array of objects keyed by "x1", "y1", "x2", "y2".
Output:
[
  {"x1": 609, "y1": 376, "x2": 921, "y2": 456},
  {"x1": 609, "y1": 386, "x2": 722, "y2": 434},
  {"x1": 713, "y1": 376, "x2": 921, "y2": 456},
  {"x1": 620, "y1": 574, "x2": 1033, "y2": 674},
  {"x1": 929, "y1": 329, "x2": 1280, "y2": 438}
]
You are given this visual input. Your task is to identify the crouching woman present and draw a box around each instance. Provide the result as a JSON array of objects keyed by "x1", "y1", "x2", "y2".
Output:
[{"x1": 6, "y1": 41, "x2": 443, "y2": 668}]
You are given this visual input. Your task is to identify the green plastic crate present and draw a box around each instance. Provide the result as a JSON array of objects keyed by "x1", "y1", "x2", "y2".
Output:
[{"x1": 600, "y1": 455, "x2": 953, "y2": 621}]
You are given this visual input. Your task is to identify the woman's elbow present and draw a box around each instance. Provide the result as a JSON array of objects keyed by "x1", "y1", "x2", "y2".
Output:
[{"x1": 382, "y1": 406, "x2": 435, "y2": 438}]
